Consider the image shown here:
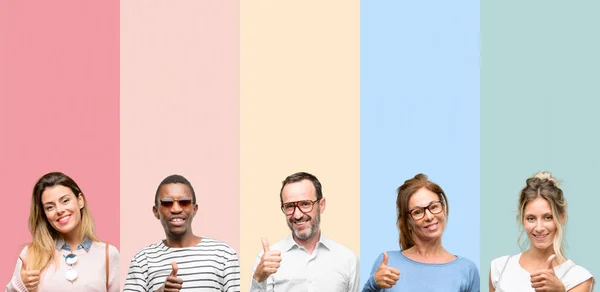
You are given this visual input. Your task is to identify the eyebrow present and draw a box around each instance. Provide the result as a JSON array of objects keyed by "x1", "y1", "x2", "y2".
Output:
[
  {"x1": 410, "y1": 200, "x2": 437, "y2": 209},
  {"x1": 525, "y1": 212, "x2": 553, "y2": 216},
  {"x1": 43, "y1": 194, "x2": 70, "y2": 206}
]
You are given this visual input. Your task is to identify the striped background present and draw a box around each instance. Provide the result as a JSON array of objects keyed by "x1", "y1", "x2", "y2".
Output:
[{"x1": 1, "y1": 1, "x2": 598, "y2": 291}]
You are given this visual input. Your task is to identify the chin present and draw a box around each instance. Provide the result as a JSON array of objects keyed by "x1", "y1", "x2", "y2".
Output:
[
  {"x1": 54, "y1": 225, "x2": 74, "y2": 234},
  {"x1": 294, "y1": 230, "x2": 313, "y2": 241}
]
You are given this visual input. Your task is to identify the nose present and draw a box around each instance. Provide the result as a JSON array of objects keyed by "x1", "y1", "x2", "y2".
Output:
[
  {"x1": 291, "y1": 206, "x2": 304, "y2": 219},
  {"x1": 56, "y1": 203, "x2": 66, "y2": 215},
  {"x1": 170, "y1": 201, "x2": 183, "y2": 213},
  {"x1": 534, "y1": 219, "x2": 544, "y2": 232},
  {"x1": 423, "y1": 208, "x2": 434, "y2": 221}
]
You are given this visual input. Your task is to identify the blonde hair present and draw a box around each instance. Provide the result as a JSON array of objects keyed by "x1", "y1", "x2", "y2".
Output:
[
  {"x1": 517, "y1": 171, "x2": 567, "y2": 263},
  {"x1": 26, "y1": 172, "x2": 99, "y2": 271},
  {"x1": 396, "y1": 173, "x2": 449, "y2": 250}
]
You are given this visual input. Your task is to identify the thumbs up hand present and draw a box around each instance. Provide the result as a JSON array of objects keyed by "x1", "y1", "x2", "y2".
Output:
[
  {"x1": 253, "y1": 238, "x2": 282, "y2": 283},
  {"x1": 374, "y1": 252, "x2": 401, "y2": 289},
  {"x1": 530, "y1": 254, "x2": 566, "y2": 292},
  {"x1": 157, "y1": 261, "x2": 183, "y2": 292},
  {"x1": 19, "y1": 257, "x2": 40, "y2": 292}
]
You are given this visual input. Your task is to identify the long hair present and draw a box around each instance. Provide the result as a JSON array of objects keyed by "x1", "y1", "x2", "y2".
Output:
[
  {"x1": 517, "y1": 171, "x2": 567, "y2": 263},
  {"x1": 396, "y1": 173, "x2": 449, "y2": 250},
  {"x1": 26, "y1": 172, "x2": 99, "y2": 271}
]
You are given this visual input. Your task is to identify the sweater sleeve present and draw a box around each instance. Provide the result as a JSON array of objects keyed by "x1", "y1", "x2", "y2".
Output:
[
  {"x1": 123, "y1": 250, "x2": 149, "y2": 292},
  {"x1": 223, "y1": 246, "x2": 240, "y2": 292},
  {"x1": 107, "y1": 244, "x2": 120, "y2": 292},
  {"x1": 5, "y1": 246, "x2": 29, "y2": 292},
  {"x1": 361, "y1": 253, "x2": 384, "y2": 292}
]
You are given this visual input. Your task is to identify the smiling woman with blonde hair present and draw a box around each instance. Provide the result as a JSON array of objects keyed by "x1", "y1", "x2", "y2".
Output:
[
  {"x1": 6, "y1": 172, "x2": 120, "y2": 291},
  {"x1": 489, "y1": 171, "x2": 594, "y2": 292}
]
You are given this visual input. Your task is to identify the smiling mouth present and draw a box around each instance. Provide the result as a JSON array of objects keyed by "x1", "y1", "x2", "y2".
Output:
[
  {"x1": 533, "y1": 234, "x2": 548, "y2": 241},
  {"x1": 57, "y1": 215, "x2": 71, "y2": 224},
  {"x1": 293, "y1": 220, "x2": 309, "y2": 227},
  {"x1": 424, "y1": 222, "x2": 438, "y2": 230},
  {"x1": 169, "y1": 218, "x2": 186, "y2": 226}
]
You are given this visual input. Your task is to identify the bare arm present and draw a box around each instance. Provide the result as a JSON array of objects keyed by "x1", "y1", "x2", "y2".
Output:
[
  {"x1": 488, "y1": 271, "x2": 495, "y2": 292},
  {"x1": 568, "y1": 278, "x2": 593, "y2": 292}
]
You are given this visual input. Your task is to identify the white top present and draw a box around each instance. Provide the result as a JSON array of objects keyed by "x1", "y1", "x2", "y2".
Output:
[
  {"x1": 491, "y1": 253, "x2": 594, "y2": 292},
  {"x1": 124, "y1": 237, "x2": 240, "y2": 291},
  {"x1": 249, "y1": 234, "x2": 359, "y2": 292}
]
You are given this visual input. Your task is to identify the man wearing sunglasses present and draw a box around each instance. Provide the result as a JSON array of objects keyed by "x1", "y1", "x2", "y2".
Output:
[
  {"x1": 124, "y1": 174, "x2": 240, "y2": 292},
  {"x1": 249, "y1": 172, "x2": 359, "y2": 292}
]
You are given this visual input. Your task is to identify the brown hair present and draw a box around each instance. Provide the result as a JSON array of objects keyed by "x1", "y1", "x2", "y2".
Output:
[
  {"x1": 279, "y1": 172, "x2": 322, "y2": 205},
  {"x1": 517, "y1": 171, "x2": 567, "y2": 263},
  {"x1": 26, "y1": 172, "x2": 99, "y2": 271},
  {"x1": 396, "y1": 173, "x2": 449, "y2": 250}
]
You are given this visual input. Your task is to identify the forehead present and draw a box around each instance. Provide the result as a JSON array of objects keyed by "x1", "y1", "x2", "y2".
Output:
[
  {"x1": 281, "y1": 179, "x2": 316, "y2": 203},
  {"x1": 524, "y1": 197, "x2": 552, "y2": 214},
  {"x1": 158, "y1": 183, "x2": 192, "y2": 199},
  {"x1": 41, "y1": 185, "x2": 75, "y2": 203},
  {"x1": 408, "y1": 187, "x2": 440, "y2": 208}
]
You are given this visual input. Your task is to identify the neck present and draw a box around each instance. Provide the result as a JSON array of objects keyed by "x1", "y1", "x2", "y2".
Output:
[
  {"x1": 62, "y1": 227, "x2": 83, "y2": 252},
  {"x1": 526, "y1": 245, "x2": 556, "y2": 261},
  {"x1": 165, "y1": 232, "x2": 201, "y2": 248},
  {"x1": 293, "y1": 230, "x2": 321, "y2": 254},
  {"x1": 409, "y1": 236, "x2": 445, "y2": 257}
]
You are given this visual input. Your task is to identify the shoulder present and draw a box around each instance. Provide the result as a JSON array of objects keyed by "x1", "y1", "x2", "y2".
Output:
[
  {"x1": 489, "y1": 254, "x2": 517, "y2": 283},
  {"x1": 490, "y1": 254, "x2": 513, "y2": 270},
  {"x1": 93, "y1": 242, "x2": 120, "y2": 254},
  {"x1": 453, "y1": 256, "x2": 480, "y2": 279},
  {"x1": 323, "y1": 237, "x2": 357, "y2": 258},
  {"x1": 199, "y1": 237, "x2": 238, "y2": 257},
  {"x1": 19, "y1": 245, "x2": 29, "y2": 257},
  {"x1": 269, "y1": 237, "x2": 289, "y2": 250},
  {"x1": 131, "y1": 241, "x2": 165, "y2": 262},
  {"x1": 455, "y1": 256, "x2": 478, "y2": 269},
  {"x1": 559, "y1": 260, "x2": 594, "y2": 288}
]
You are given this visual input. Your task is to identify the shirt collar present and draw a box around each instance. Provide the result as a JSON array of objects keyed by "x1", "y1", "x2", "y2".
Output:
[
  {"x1": 284, "y1": 232, "x2": 331, "y2": 252},
  {"x1": 56, "y1": 236, "x2": 92, "y2": 252}
]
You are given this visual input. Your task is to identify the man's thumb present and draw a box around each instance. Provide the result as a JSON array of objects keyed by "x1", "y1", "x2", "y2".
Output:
[
  {"x1": 261, "y1": 238, "x2": 270, "y2": 252},
  {"x1": 171, "y1": 261, "x2": 178, "y2": 276}
]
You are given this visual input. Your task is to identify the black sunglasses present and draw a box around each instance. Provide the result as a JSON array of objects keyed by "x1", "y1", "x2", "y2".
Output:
[{"x1": 159, "y1": 197, "x2": 193, "y2": 208}]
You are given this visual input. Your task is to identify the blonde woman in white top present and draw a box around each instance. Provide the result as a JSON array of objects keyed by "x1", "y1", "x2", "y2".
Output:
[{"x1": 489, "y1": 172, "x2": 594, "y2": 292}]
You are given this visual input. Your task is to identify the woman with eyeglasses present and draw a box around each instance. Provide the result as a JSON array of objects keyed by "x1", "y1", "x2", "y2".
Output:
[
  {"x1": 489, "y1": 172, "x2": 594, "y2": 292},
  {"x1": 362, "y1": 173, "x2": 479, "y2": 291},
  {"x1": 6, "y1": 172, "x2": 119, "y2": 291}
]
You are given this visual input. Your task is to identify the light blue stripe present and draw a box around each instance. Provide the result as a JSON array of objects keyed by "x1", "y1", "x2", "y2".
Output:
[{"x1": 360, "y1": 0, "x2": 480, "y2": 288}]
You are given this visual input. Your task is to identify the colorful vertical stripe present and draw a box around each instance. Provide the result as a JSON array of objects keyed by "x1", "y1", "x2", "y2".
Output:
[
  {"x1": 360, "y1": 0, "x2": 480, "y2": 287},
  {"x1": 0, "y1": 0, "x2": 120, "y2": 284},
  {"x1": 119, "y1": 0, "x2": 240, "y2": 288},
  {"x1": 480, "y1": 1, "x2": 600, "y2": 289},
  {"x1": 240, "y1": 1, "x2": 360, "y2": 291}
]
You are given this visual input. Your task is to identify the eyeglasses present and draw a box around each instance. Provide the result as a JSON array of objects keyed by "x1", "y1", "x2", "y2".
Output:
[
  {"x1": 64, "y1": 253, "x2": 78, "y2": 282},
  {"x1": 281, "y1": 199, "x2": 320, "y2": 215},
  {"x1": 159, "y1": 197, "x2": 193, "y2": 208},
  {"x1": 407, "y1": 200, "x2": 444, "y2": 220}
]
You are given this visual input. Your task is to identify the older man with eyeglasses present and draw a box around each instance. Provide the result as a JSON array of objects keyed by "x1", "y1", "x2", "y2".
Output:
[
  {"x1": 124, "y1": 174, "x2": 240, "y2": 292},
  {"x1": 250, "y1": 172, "x2": 360, "y2": 292}
]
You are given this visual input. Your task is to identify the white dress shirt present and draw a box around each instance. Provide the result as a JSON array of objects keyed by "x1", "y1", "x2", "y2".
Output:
[{"x1": 250, "y1": 234, "x2": 359, "y2": 292}]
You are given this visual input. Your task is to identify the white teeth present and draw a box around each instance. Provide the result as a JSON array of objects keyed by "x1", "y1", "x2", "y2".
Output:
[{"x1": 170, "y1": 218, "x2": 183, "y2": 222}]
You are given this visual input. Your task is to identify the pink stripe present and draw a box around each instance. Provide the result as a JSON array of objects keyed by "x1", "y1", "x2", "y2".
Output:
[
  {"x1": 119, "y1": 1, "x2": 239, "y2": 287},
  {"x1": 0, "y1": 0, "x2": 119, "y2": 285}
]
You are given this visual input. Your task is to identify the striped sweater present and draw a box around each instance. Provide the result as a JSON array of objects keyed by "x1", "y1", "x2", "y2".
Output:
[{"x1": 124, "y1": 237, "x2": 240, "y2": 291}]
